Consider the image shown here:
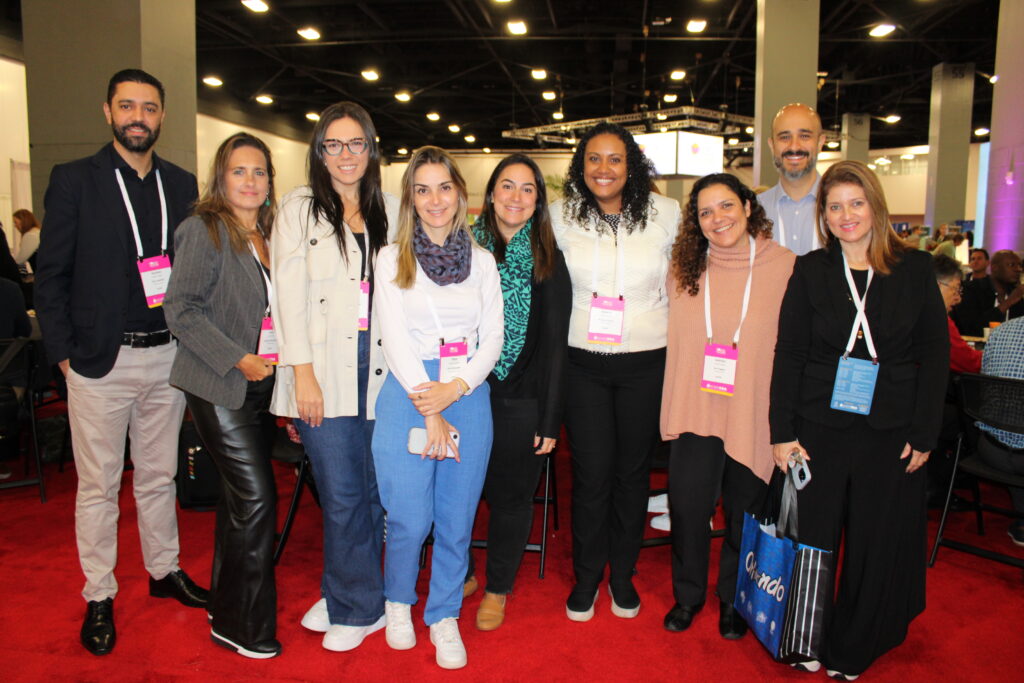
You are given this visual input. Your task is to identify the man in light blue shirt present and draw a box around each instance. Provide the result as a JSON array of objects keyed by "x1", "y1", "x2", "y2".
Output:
[
  {"x1": 760, "y1": 103, "x2": 826, "y2": 256},
  {"x1": 976, "y1": 316, "x2": 1024, "y2": 545}
]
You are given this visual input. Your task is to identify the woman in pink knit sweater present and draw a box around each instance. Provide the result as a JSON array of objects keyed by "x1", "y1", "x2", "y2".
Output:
[{"x1": 660, "y1": 173, "x2": 795, "y2": 638}]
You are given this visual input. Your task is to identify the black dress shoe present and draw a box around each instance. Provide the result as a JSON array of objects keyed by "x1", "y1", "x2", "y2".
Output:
[
  {"x1": 81, "y1": 597, "x2": 116, "y2": 655},
  {"x1": 663, "y1": 603, "x2": 703, "y2": 632},
  {"x1": 149, "y1": 569, "x2": 209, "y2": 608},
  {"x1": 718, "y1": 600, "x2": 748, "y2": 639}
]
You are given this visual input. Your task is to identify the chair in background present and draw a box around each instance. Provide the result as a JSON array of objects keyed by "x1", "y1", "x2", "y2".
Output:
[
  {"x1": 0, "y1": 338, "x2": 46, "y2": 501},
  {"x1": 272, "y1": 424, "x2": 319, "y2": 565},
  {"x1": 930, "y1": 373, "x2": 1024, "y2": 570}
]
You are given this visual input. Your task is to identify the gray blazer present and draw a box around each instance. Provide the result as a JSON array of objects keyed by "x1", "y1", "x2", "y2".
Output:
[{"x1": 164, "y1": 216, "x2": 271, "y2": 409}]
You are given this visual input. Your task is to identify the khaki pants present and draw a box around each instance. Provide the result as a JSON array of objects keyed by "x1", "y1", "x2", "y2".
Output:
[{"x1": 67, "y1": 342, "x2": 186, "y2": 602}]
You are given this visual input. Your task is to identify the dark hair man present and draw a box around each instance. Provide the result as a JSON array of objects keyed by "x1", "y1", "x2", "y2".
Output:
[
  {"x1": 969, "y1": 248, "x2": 990, "y2": 281},
  {"x1": 952, "y1": 249, "x2": 1024, "y2": 336},
  {"x1": 34, "y1": 68, "x2": 207, "y2": 657}
]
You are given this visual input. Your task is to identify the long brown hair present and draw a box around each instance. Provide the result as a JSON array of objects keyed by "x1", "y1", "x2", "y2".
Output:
[
  {"x1": 671, "y1": 173, "x2": 773, "y2": 295},
  {"x1": 194, "y1": 132, "x2": 276, "y2": 251},
  {"x1": 13, "y1": 209, "x2": 39, "y2": 234},
  {"x1": 476, "y1": 153, "x2": 557, "y2": 281},
  {"x1": 393, "y1": 146, "x2": 470, "y2": 289},
  {"x1": 816, "y1": 160, "x2": 904, "y2": 274}
]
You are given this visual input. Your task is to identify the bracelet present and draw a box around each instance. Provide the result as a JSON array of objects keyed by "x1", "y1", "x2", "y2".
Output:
[{"x1": 453, "y1": 377, "x2": 469, "y2": 400}]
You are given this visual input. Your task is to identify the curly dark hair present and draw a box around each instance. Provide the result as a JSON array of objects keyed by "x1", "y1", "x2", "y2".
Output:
[
  {"x1": 562, "y1": 122, "x2": 655, "y2": 235},
  {"x1": 671, "y1": 173, "x2": 773, "y2": 296}
]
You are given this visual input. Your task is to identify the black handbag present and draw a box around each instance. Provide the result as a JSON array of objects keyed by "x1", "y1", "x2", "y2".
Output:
[{"x1": 175, "y1": 418, "x2": 220, "y2": 509}]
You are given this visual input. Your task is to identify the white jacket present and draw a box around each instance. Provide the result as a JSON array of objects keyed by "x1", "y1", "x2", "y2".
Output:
[{"x1": 269, "y1": 186, "x2": 399, "y2": 419}]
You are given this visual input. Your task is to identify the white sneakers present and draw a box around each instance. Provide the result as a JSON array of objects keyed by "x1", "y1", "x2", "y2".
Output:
[
  {"x1": 384, "y1": 600, "x2": 416, "y2": 650},
  {"x1": 650, "y1": 513, "x2": 671, "y2": 531},
  {"x1": 301, "y1": 597, "x2": 385, "y2": 652},
  {"x1": 647, "y1": 493, "x2": 669, "y2": 513},
  {"x1": 322, "y1": 615, "x2": 386, "y2": 652},
  {"x1": 300, "y1": 598, "x2": 330, "y2": 633},
  {"x1": 429, "y1": 617, "x2": 467, "y2": 670}
]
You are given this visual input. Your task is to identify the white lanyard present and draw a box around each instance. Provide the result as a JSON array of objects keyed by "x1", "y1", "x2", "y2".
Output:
[
  {"x1": 704, "y1": 235, "x2": 756, "y2": 347},
  {"x1": 591, "y1": 229, "x2": 626, "y2": 298},
  {"x1": 248, "y1": 242, "x2": 272, "y2": 315},
  {"x1": 115, "y1": 168, "x2": 168, "y2": 258},
  {"x1": 425, "y1": 294, "x2": 451, "y2": 345},
  {"x1": 776, "y1": 194, "x2": 820, "y2": 252},
  {"x1": 841, "y1": 252, "x2": 878, "y2": 361}
]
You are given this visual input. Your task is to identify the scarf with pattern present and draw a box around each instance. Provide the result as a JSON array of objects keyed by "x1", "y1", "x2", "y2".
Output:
[
  {"x1": 473, "y1": 216, "x2": 532, "y2": 380},
  {"x1": 413, "y1": 220, "x2": 472, "y2": 286}
]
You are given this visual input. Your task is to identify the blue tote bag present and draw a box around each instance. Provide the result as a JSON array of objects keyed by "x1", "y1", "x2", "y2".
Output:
[{"x1": 735, "y1": 467, "x2": 831, "y2": 662}]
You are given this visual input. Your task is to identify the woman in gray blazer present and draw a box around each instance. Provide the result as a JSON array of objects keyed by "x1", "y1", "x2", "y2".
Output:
[{"x1": 164, "y1": 132, "x2": 279, "y2": 659}]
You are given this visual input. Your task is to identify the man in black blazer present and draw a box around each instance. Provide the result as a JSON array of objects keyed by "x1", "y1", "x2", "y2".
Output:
[
  {"x1": 34, "y1": 69, "x2": 208, "y2": 657},
  {"x1": 952, "y1": 249, "x2": 1024, "y2": 336}
]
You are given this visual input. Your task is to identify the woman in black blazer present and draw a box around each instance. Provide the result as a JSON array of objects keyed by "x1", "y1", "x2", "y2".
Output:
[
  {"x1": 164, "y1": 133, "x2": 280, "y2": 659},
  {"x1": 769, "y1": 161, "x2": 948, "y2": 680}
]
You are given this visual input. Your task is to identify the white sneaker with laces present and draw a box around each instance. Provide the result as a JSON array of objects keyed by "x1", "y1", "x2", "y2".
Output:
[
  {"x1": 429, "y1": 617, "x2": 467, "y2": 669},
  {"x1": 301, "y1": 598, "x2": 330, "y2": 633},
  {"x1": 647, "y1": 493, "x2": 669, "y2": 513},
  {"x1": 322, "y1": 614, "x2": 386, "y2": 652},
  {"x1": 384, "y1": 600, "x2": 416, "y2": 650}
]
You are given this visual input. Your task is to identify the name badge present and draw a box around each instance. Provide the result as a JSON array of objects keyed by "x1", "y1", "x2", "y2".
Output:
[
  {"x1": 439, "y1": 340, "x2": 468, "y2": 384},
  {"x1": 137, "y1": 255, "x2": 171, "y2": 308},
  {"x1": 258, "y1": 316, "x2": 279, "y2": 364},
  {"x1": 830, "y1": 356, "x2": 878, "y2": 415},
  {"x1": 700, "y1": 343, "x2": 738, "y2": 396},
  {"x1": 587, "y1": 296, "x2": 624, "y2": 345},
  {"x1": 358, "y1": 280, "x2": 370, "y2": 331}
]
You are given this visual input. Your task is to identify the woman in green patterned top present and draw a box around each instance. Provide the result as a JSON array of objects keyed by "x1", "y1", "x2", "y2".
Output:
[{"x1": 466, "y1": 153, "x2": 571, "y2": 631}]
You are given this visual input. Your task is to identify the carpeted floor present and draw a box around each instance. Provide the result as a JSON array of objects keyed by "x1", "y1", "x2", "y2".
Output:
[{"x1": 1, "y1": 443, "x2": 1021, "y2": 682}]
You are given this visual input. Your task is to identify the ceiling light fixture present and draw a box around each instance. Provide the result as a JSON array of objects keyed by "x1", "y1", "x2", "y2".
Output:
[
  {"x1": 727, "y1": 138, "x2": 739, "y2": 145},
  {"x1": 397, "y1": 147, "x2": 408, "y2": 155},
  {"x1": 883, "y1": 114, "x2": 901, "y2": 124},
  {"x1": 670, "y1": 69, "x2": 686, "y2": 81},
  {"x1": 875, "y1": 157, "x2": 892, "y2": 165},
  {"x1": 656, "y1": 113, "x2": 667, "y2": 121},
  {"x1": 448, "y1": 124, "x2": 461, "y2": 133},
  {"x1": 464, "y1": 135, "x2": 476, "y2": 143},
  {"x1": 202, "y1": 76, "x2": 223, "y2": 87},
  {"x1": 686, "y1": 19, "x2": 707, "y2": 33},
  {"x1": 989, "y1": 74, "x2": 999, "y2": 84},
  {"x1": 305, "y1": 112, "x2": 320, "y2": 121},
  {"x1": 297, "y1": 27, "x2": 320, "y2": 40},
  {"x1": 826, "y1": 141, "x2": 840, "y2": 149},
  {"x1": 241, "y1": 0, "x2": 269, "y2": 12},
  {"x1": 900, "y1": 153, "x2": 915, "y2": 160},
  {"x1": 507, "y1": 20, "x2": 527, "y2": 35},
  {"x1": 660, "y1": 126, "x2": 668, "y2": 133},
  {"x1": 531, "y1": 69, "x2": 547, "y2": 80},
  {"x1": 869, "y1": 23, "x2": 896, "y2": 38},
  {"x1": 974, "y1": 127, "x2": 990, "y2": 136},
  {"x1": 663, "y1": 93, "x2": 678, "y2": 103},
  {"x1": 494, "y1": 0, "x2": 511, "y2": 3},
  {"x1": 361, "y1": 69, "x2": 379, "y2": 81},
  {"x1": 426, "y1": 112, "x2": 441, "y2": 121},
  {"x1": 552, "y1": 111, "x2": 564, "y2": 120},
  {"x1": 255, "y1": 94, "x2": 273, "y2": 104},
  {"x1": 483, "y1": 147, "x2": 492, "y2": 153},
  {"x1": 541, "y1": 90, "x2": 556, "y2": 101},
  {"x1": 867, "y1": 163, "x2": 877, "y2": 170},
  {"x1": 745, "y1": 126, "x2": 754, "y2": 134},
  {"x1": 394, "y1": 91, "x2": 411, "y2": 102}
]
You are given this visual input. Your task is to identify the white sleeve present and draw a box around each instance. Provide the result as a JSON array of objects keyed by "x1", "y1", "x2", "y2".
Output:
[
  {"x1": 374, "y1": 247, "x2": 431, "y2": 393},
  {"x1": 460, "y1": 250, "x2": 504, "y2": 392},
  {"x1": 270, "y1": 191, "x2": 313, "y2": 367}
]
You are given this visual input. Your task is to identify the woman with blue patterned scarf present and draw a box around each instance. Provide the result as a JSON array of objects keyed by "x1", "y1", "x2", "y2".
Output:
[{"x1": 467, "y1": 154, "x2": 571, "y2": 631}]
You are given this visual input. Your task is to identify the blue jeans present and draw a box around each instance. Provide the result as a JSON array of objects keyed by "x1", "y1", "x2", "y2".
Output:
[
  {"x1": 372, "y1": 359, "x2": 492, "y2": 626},
  {"x1": 294, "y1": 331, "x2": 384, "y2": 626}
]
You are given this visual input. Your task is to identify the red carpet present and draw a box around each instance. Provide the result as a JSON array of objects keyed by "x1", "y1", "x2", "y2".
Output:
[{"x1": 1, "y1": 450, "x2": 1021, "y2": 682}]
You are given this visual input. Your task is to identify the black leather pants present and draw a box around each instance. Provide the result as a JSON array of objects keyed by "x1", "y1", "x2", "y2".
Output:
[{"x1": 186, "y1": 376, "x2": 277, "y2": 645}]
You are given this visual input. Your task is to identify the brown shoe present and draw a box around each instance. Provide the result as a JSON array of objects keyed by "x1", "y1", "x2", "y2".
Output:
[
  {"x1": 476, "y1": 592, "x2": 506, "y2": 631},
  {"x1": 463, "y1": 575, "x2": 479, "y2": 599}
]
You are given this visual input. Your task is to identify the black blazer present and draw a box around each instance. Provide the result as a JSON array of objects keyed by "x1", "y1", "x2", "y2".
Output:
[
  {"x1": 34, "y1": 144, "x2": 198, "y2": 379},
  {"x1": 770, "y1": 245, "x2": 949, "y2": 452},
  {"x1": 487, "y1": 249, "x2": 572, "y2": 439}
]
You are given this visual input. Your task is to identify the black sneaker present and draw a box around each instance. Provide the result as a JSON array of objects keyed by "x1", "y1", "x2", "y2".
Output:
[
  {"x1": 608, "y1": 580, "x2": 640, "y2": 618},
  {"x1": 565, "y1": 585, "x2": 598, "y2": 622}
]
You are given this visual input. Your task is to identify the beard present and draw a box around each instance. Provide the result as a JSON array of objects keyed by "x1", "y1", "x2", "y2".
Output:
[
  {"x1": 111, "y1": 120, "x2": 160, "y2": 153},
  {"x1": 773, "y1": 150, "x2": 816, "y2": 181}
]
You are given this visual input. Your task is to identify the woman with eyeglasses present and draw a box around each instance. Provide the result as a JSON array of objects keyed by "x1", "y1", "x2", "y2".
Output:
[{"x1": 270, "y1": 102, "x2": 398, "y2": 653}]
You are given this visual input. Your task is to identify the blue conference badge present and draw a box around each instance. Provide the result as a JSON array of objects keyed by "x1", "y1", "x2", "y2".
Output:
[{"x1": 830, "y1": 356, "x2": 878, "y2": 415}]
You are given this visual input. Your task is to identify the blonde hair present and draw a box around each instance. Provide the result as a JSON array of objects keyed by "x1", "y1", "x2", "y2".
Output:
[
  {"x1": 816, "y1": 160, "x2": 904, "y2": 274},
  {"x1": 393, "y1": 146, "x2": 471, "y2": 289}
]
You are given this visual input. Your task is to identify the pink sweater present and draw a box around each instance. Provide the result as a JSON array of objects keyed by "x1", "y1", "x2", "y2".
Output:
[{"x1": 660, "y1": 237, "x2": 795, "y2": 483}]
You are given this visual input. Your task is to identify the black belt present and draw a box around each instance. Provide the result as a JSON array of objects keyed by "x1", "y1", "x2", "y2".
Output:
[{"x1": 121, "y1": 330, "x2": 172, "y2": 348}]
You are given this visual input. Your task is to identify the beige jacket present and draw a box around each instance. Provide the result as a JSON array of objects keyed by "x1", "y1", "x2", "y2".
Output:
[{"x1": 269, "y1": 186, "x2": 399, "y2": 419}]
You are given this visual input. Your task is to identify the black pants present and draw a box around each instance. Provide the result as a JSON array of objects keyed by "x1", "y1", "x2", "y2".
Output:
[
  {"x1": 564, "y1": 347, "x2": 665, "y2": 588},
  {"x1": 797, "y1": 418, "x2": 927, "y2": 676},
  {"x1": 474, "y1": 396, "x2": 550, "y2": 594},
  {"x1": 668, "y1": 433, "x2": 767, "y2": 607},
  {"x1": 976, "y1": 432, "x2": 1024, "y2": 515},
  {"x1": 186, "y1": 377, "x2": 277, "y2": 645}
]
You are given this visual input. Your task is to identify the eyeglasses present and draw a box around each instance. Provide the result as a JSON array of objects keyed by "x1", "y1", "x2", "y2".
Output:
[
  {"x1": 322, "y1": 138, "x2": 368, "y2": 156},
  {"x1": 939, "y1": 280, "x2": 964, "y2": 295}
]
